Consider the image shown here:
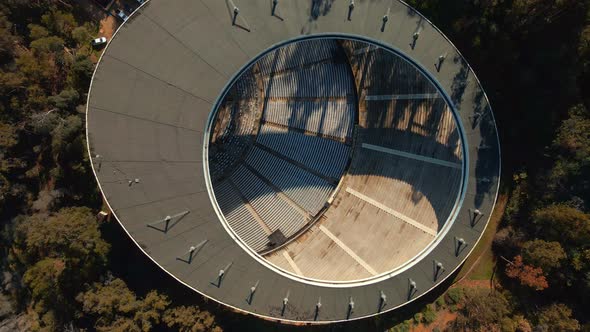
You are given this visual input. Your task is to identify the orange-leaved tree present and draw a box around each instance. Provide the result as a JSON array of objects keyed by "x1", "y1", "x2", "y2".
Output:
[{"x1": 505, "y1": 255, "x2": 548, "y2": 290}]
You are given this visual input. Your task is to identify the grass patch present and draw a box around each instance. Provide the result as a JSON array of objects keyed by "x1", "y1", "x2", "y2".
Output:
[
  {"x1": 468, "y1": 248, "x2": 495, "y2": 280},
  {"x1": 453, "y1": 191, "x2": 508, "y2": 282}
]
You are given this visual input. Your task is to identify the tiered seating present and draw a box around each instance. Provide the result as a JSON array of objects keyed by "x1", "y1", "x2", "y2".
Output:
[
  {"x1": 262, "y1": 63, "x2": 352, "y2": 98},
  {"x1": 230, "y1": 166, "x2": 306, "y2": 238},
  {"x1": 348, "y1": 41, "x2": 437, "y2": 96},
  {"x1": 257, "y1": 39, "x2": 339, "y2": 75},
  {"x1": 263, "y1": 100, "x2": 354, "y2": 139},
  {"x1": 214, "y1": 180, "x2": 269, "y2": 251},
  {"x1": 209, "y1": 70, "x2": 259, "y2": 180},
  {"x1": 212, "y1": 39, "x2": 357, "y2": 250},
  {"x1": 209, "y1": 133, "x2": 250, "y2": 181},
  {"x1": 234, "y1": 70, "x2": 258, "y2": 99},
  {"x1": 256, "y1": 124, "x2": 350, "y2": 179},
  {"x1": 245, "y1": 146, "x2": 333, "y2": 215}
]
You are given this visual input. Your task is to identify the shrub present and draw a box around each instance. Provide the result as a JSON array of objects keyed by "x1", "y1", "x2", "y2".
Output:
[
  {"x1": 421, "y1": 305, "x2": 437, "y2": 325},
  {"x1": 445, "y1": 287, "x2": 464, "y2": 305}
]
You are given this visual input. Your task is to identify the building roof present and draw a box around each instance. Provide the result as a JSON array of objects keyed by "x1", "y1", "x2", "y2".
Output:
[{"x1": 86, "y1": 0, "x2": 500, "y2": 323}]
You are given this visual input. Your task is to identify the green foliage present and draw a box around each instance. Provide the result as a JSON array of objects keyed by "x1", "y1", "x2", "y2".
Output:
[
  {"x1": 0, "y1": 17, "x2": 17, "y2": 63},
  {"x1": 30, "y1": 36, "x2": 64, "y2": 55},
  {"x1": 69, "y1": 55, "x2": 94, "y2": 92},
  {"x1": 23, "y1": 257, "x2": 65, "y2": 314},
  {"x1": 78, "y1": 278, "x2": 138, "y2": 318},
  {"x1": 28, "y1": 24, "x2": 49, "y2": 40},
  {"x1": 547, "y1": 104, "x2": 590, "y2": 203},
  {"x1": 0, "y1": 173, "x2": 9, "y2": 211},
  {"x1": 522, "y1": 239, "x2": 566, "y2": 272},
  {"x1": 571, "y1": 249, "x2": 590, "y2": 272},
  {"x1": 5, "y1": 207, "x2": 105, "y2": 327},
  {"x1": 504, "y1": 172, "x2": 529, "y2": 224},
  {"x1": 163, "y1": 305, "x2": 222, "y2": 332},
  {"x1": 420, "y1": 304, "x2": 437, "y2": 325},
  {"x1": 12, "y1": 208, "x2": 109, "y2": 314},
  {"x1": 51, "y1": 114, "x2": 82, "y2": 158},
  {"x1": 388, "y1": 320, "x2": 411, "y2": 332},
  {"x1": 0, "y1": 122, "x2": 18, "y2": 150},
  {"x1": 25, "y1": 84, "x2": 48, "y2": 110},
  {"x1": 444, "y1": 287, "x2": 464, "y2": 305},
  {"x1": 40, "y1": 10, "x2": 77, "y2": 39},
  {"x1": 16, "y1": 52, "x2": 50, "y2": 86},
  {"x1": 78, "y1": 278, "x2": 180, "y2": 332},
  {"x1": 533, "y1": 204, "x2": 590, "y2": 246},
  {"x1": 47, "y1": 88, "x2": 79, "y2": 111},
  {"x1": 412, "y1": 312, "x2": 421, "y2": 324},
  {"x1": 71, "y1": 26, "x2": 90, "y2": 46},
  {"x1": 133, "y1": 290, "x2": 170, "y2": 331},
  {"x1": 536, "y1": 303, "x2": 580, "y2": 332},
  {"x1": 78, "y1": 278, "x2": 140, "y2": 331},
  {"x1": 30, "y1": 111, "x2": 60, "y2": 136},
  {"x1": 450, "y1": 289, "x2": 512, "y2": 331},
  {"x1": 14, "y1": 207, "x2": 109, "y2": 282}
]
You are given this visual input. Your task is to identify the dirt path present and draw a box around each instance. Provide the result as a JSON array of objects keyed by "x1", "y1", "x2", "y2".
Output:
[{"x1": 99, "y1": 15, "x2": 117, "y2": 39}]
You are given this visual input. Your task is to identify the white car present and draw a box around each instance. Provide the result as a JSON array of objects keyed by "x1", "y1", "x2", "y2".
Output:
[{"x1": 91, "y1": 37, "x2": 107, "y2": 46}]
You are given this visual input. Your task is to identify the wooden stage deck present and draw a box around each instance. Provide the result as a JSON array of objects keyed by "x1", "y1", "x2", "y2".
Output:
[{"x1": 265, "y1": 69, "x2": 463, "y2": 281}]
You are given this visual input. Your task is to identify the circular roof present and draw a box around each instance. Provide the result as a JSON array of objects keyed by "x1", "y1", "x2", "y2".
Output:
[{"x1": 86, "y1": 0, "x2": 500, "y2": 323}]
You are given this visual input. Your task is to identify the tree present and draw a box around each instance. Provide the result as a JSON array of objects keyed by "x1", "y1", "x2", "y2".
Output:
[
  {"x1": 47, "y1": 88, "x2": 79, "y2": 111},
  {"x1": 25, "y1": 84, "x2": 48, "y2": 110},
  {"x1": 522, "y1": 239, "x2": 566, "y2": 272},
  {"x1": 449, "y1": 288, "x2": 512, "y2": 331},
  {"x1": 78, "y1": 278, "x2": 172, "y2": 332},
  {"x1": 30, "y1": 110, "x2": 60, "y2": 136},
  {"x1": 16, "y1": 52, "x2": 47, "y2": 86},
  {"x1": 0, "y1": 122, "x2": 18, "y2": 150},
  {"x1": 0, "y1": 173, "x2": 9, "y2": 213},
  {"x1": 533, "y1": 204, "x2": 590, "y2": 246},
  {"x1": 513, "y1": 315, "x2": 532, "y2": 332},
  {"x1": 548, "y1": 104, "x2": 590, "y2": 203},
  {"x1": 536, "y1": 303, "x2": 580, "y2": 332},
  {"x1": 78, "y1": 278, "x2": 140, "y2": 331},
  {"x1": 15, "y1": 207, "x2": 110, "y2": 282},
  {"x1": 508, "y1": 0, "x2": 580, "y2": 27},
  {"x1": 505, "y1": 255, "x2": 549, "y2": 290},
  {"x1": 51, "y1": 114, "x2": 82, "y2": 157},
  {"x1": 0, "y1": 15, "x2": 18, "y2": 63},
  {"x1": 71, "y1": 26, "x2": 90, "y2": 46},
  {"x1": 40, "y1": 10, "x2": 77, "y2": 39},
  {"x1": 133, "y1": 290, "x2": 170, "y2": 331},
  {"x1": 22, "y1": 257, "x2": 66, "y2": 316},
  {"x1": 30, "y1": 36, "x2": 64, "y2": 55},
  {"x1": 163, "y1": 305, "x2": 222, "y2": 332},
  {"x1": 69, "y1": 55, "x2": 94, "y2": 92},
  {"x1": 28, "y1": 24, "x2": 49, "y2": 40}
]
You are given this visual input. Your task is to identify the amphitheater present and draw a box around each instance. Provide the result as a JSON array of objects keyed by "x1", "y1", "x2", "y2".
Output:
[{"x1": 86, "y1": 0, "x2": 500, "y2": 323}]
